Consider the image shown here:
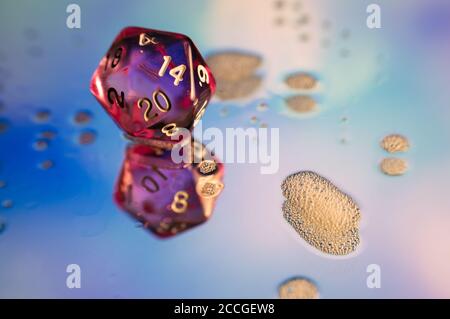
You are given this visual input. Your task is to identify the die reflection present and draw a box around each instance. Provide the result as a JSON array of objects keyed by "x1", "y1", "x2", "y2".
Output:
[{"x1": 114, "y1": 141, "x2": 224, "y2": 238}]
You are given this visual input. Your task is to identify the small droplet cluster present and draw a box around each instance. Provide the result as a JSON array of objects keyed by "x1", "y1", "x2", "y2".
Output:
[
  {"x1": 73, "y1": 110, "x2": 96, "y2": 145},
  {"x1": 32, "y1": 110, "x2": 55, "y2": 169},
  {"x1": 282, "y1": 171, "x2": 361, "y2": 255},
  {"x1": 379, "y1": 134, "x2": 410, "y2": 176},
  {"x1": 283, "y1": 71, "x2": 319, "y2": 115}
]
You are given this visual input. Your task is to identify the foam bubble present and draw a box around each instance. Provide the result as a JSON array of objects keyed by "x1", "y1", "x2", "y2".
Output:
[
  {"x1": 285, "y1": 95, "x2": 317, "y2": 113},
  {"x1": 282, "y1": 171, "x2": 361, "y2": 256},
  {"x1": 206, "y1": 52, "x2": 262, "y2": 81},
  {"x1": 196, "y1": 179, "x2": 224, "y2": 198},
  {"x1": 380, "y1": 158, "x2": 408, "y2": 176},
  {"x1": 278, "y1": 277, "x2": 319, "y2": 299},
  {"x1": 216, "y1": 75, "x2": 262, "y2": 100},
  {"x1": 198, "y1": 160, "x2": 217, "y2": 175},
  {"x1": 285, "y1": 72, "x2": 317, "y2": 90},
  {"x1": 206, "y1": 51, "x2": 263, "y2": 100},
  {"x1": 380, "y1": 134, "x2": 410, "y2": 153}
]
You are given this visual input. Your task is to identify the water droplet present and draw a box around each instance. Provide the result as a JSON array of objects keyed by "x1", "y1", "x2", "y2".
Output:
[
  {"x1": 73, "y1": 110, "x2": 93, "y2": 125},
  {"x1": 206, "y1": 52, "x2": 262, "y2": 81},
  {"x1": 38, "y1": 160, "x2": 54, "y2": 170},
  {"x1": 0, "y1": 118, "x2": 9, "y2": 134},
  {"x1": 218, "y1": 76, "x2": 262, "y2": 100},
  {"x1": 198, "y1": 160, "x2": 217, "y2": 175},
  {"x1": 380, "y1": 158, "x2": 408, "y2": 176},
  {"x1": 279, "y1": 277, "x2": 319, "y2": 299},
  {"x1": 273, "y1": 0, "x2": 285, "y2": 10},
  {"x1": 78, "y1": 130, "x2": 97, "y2": 145},
  {"x1": 219, "y1": 108, "x2": 228, "y2": 117},
  {"x1": 274, "y1": 16, "x2": 285, "y2": 26},
  {"x1": 206, "y1": 51, "x2": 263, "y2": 100},
  {"x1": 196, "y1": 180, "x2": 224, "y2": 199},
  {"x1": 1, "y1": 199, "x2": 13, "y2": 209},
  {"x1": 257, "y1": 102, "x2": 269, "y2": 112},
  {"x1": 33, "y1": 139, "x2": 49, "y2": 151},
  {"x1": 0, "y1": 218, "x2": 6, "y2": 234},
  {"x1": 250, "y1": 116, "x2": 259, "y2": 124},
  {"x1": 299, "y1": 33, "x2": 310, "y2": 42},
  {"x1": 297, "y1": 14, "x2": 310, "y2": 26},
  {"x1": 380, "y1": 134, "x2": 410, "y2": 153},
  {"x1": 38, "y1": 129, "x2": 57, "y2": 140},
  {"x1": 33, "y1": 109, "x2": 51, "y2": 123},
  {"x1": 285, "y1": 95, "x2": 317, "y2": 113},
  {"x1": 285, "y1": 72, "x2": 317, "y2": 90}
]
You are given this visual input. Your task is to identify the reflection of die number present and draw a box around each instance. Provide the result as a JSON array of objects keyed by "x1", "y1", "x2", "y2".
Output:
[
  {"x1": 140, "y1": 166, "x2": 168, "y2": 193},
  {"x1": 171, "y1": 191, "x2": 189, "y2": 214},
  {"x1": 193, "y1": 99, "x2": 208, "y2": 128},
  {"x1": 161, "y1": 123, "x2": 180, "y2": 136}
]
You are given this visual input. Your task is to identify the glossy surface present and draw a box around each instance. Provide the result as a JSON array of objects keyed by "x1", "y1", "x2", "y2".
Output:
[{"x1": 1, "y1": 0, "x2": 450, "y2": 299}]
